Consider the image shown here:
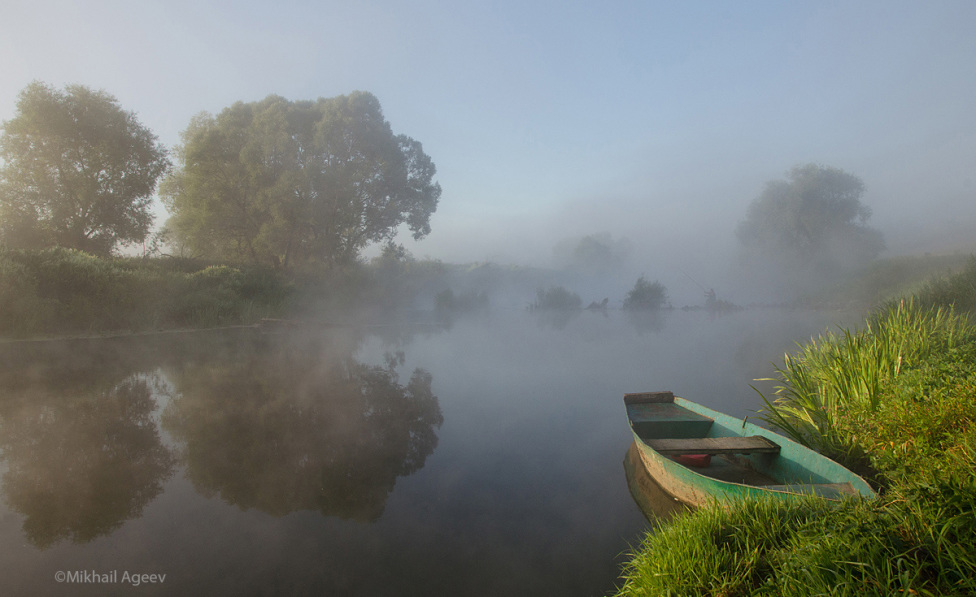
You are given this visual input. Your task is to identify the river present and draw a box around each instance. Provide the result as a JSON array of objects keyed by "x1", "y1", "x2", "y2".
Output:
[{"x1": 0, "y1": 307, "x2": 861, "y2": 596}]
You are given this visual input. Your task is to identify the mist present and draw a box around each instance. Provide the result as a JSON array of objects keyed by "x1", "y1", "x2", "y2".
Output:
[
  {"x1": 5, "y1": 2, "x2": 973, "y2": 310},
  {"x1": 396, "y1": 131, "x2": 976, "y2": 309}
]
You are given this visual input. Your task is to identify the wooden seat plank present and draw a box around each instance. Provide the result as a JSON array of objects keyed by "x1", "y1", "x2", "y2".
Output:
[{"x1": 646, "y1": 435, "x2": 780, "y2": 455}]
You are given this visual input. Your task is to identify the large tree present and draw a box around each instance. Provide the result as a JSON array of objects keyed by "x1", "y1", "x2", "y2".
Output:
[
  {"x1": 161, "y1": 92, "x2": 441, "y2": 269},
  {"x1": 736, "y1": 164, "x2": 885, "y2": 281},
  {"x1": 0, "y1": 82, "x2": 169, "y2": 256}
]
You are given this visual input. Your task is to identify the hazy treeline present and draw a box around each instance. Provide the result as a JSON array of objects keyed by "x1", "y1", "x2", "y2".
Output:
[{"x1": 3, "y1": 81, "x2": 973, "y2": 337}]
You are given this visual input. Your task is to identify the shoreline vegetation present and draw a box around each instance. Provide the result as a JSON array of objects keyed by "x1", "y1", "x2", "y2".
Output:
[
  {"x1": 613, "y1": 263, "x2": 976, "y2": 596},
  {"x1": 1, "y1": 246, "x2": 974, "y2": 340}
]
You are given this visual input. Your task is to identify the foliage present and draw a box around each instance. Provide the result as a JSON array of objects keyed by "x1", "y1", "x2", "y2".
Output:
[
  {"x1": 0, "y1": 82, "x2": 169, "y2": 256},
  {"x1": 161, "y1": 91, "x2": 440, "y2": 269},
  {"x1": 907, "y1": 255, "x2": 976, "y2": 315},
  {"x1": 0, "y1": 247, "x2": 290, "y2": 337},
  {"x1": 531, "y1": 286, "x2": 581, "y2": 310},
  {"x1": 552, "y1": 232, "x2": 632, "y2": 273},
  {"x1": 622, "y1": 276, "x2": 668, "y2": 311},
  {"x1": 736, "y1": 164, "x2": 885, "y2": 292}
]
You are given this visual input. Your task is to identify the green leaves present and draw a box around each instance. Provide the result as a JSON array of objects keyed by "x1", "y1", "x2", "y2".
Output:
[
  {"x1": 0, "y1": 82, "x2": 169, "y2": 256},
  {"x1": 162, "y1": 92, "x2": 440, "y2": 269}
]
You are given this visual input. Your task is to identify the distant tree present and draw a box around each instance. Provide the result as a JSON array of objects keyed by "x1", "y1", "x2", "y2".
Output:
[
  {"x1": 0, "y1": 82, "x2": 169, "y2": 256},
  {"x1": 623, "y1": 276, "x2": 668, "y2": 311},
  {"x1": 735, "y1": 164, "x2": 885, "y2": 279},
  {"x1": 552, "y1": 232, "x2": 632, "y2": 273},
  {"x1": 161, "y1": 92, "x2": 440, "y2": 269}
]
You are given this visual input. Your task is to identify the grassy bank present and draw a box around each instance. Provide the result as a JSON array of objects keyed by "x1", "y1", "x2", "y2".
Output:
[
  {"x1": 800, "y1": 252, "x2": 975, "y2": 309},
  {"x1": 0, "y1": 247, "x2": 291, "y2": 338},
  {"x1": 0, "y1": 246, "x2": 459, "y2": 338},
  {"x1": 614, "y1": 269, "x2": 976, "y2": 595}
]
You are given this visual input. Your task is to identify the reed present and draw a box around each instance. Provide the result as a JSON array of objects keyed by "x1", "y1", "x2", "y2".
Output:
[{"x1": 756, "y1": 300, "x2": 974, "y2": 465}]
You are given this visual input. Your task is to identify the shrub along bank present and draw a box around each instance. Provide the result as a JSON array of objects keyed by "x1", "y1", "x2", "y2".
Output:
[
  {"x1": 0, "y1": 246, "x2": 458, "y2": 338},
  {"x1": 0, "y1": 247, "x2": 291, "y2": 337},
  {"x1": 614, "y1": 295, "x2": 976, "y2": 595}
]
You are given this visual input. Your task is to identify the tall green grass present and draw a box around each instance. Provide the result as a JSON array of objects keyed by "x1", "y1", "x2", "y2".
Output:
[
  {"x1": 615, "y1": 488, "x2": 976, "y2": 597},
  {"x1": 756, "y1": 300, "x2": 974, "y2": 468}
]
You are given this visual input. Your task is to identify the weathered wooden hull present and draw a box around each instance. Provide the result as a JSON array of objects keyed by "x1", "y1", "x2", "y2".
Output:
[
  {"x1": 626, "y1": 393, "x2": 875, "y2": 507},
  {"x1": 623, "y1": 441, "x2": 691, "y2": 524}
]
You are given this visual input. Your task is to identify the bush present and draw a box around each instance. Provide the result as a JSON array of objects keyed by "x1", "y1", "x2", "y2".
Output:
[
  {"x1": 0, "y1": 248, "x2": 290, "y2": 336},
  {"x1": 531, "y1": 286, "x2": 581, "y2": 310},
  {"x1": 622, "y1": 276, "x2": 667, "y2": 311}
]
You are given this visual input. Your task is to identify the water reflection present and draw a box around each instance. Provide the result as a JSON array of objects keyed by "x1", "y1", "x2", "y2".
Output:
[
  {"x1": 0, "y1": 373, "x2": 175, "y2": 548},
  {"x1": 531, "y1": 309, "x2": 579, "y2": 330},
  {"x1": 161, "y1": 333, "x2": 443, "y2": 521},
  {"x1": 622, "y1": 442, "x2": 690, "y2": 526},
  {"x1": 0, "y1": 327, "x2": 443, "y2": 548},
  {"x1": 624, "y1": 311, "x2": 666, "y2": 335}
]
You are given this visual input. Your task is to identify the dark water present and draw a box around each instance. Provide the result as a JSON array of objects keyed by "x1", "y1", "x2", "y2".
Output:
[{"x1": 0, "y1": 308, "x2": 860, "y2": 596}]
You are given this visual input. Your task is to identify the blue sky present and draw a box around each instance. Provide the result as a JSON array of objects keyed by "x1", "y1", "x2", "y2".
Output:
[{"x1": 2, "y1": 1, "x2": 975, "y2": 290}]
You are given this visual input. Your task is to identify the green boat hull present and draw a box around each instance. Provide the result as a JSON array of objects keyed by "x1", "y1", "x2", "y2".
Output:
[{"x1": 626, "y1": 392, "x2": 875, "y2": 506}]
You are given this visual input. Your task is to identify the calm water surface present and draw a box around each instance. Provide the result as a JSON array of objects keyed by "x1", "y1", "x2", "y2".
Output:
[{"x1": 0, "y1": 308, "x2": 860, "y2": 596}]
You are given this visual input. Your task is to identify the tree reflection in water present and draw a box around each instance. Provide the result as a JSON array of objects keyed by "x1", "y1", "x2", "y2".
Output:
[
  {"x1": 0, "y1": 374, "x2": 176, "y2": 548},
  {"x1": 161, "y1": 332, "x2": 443, "y2": 522},
  {"x1": 0, "y1": 326, "x2": 443, "y2": 548}
]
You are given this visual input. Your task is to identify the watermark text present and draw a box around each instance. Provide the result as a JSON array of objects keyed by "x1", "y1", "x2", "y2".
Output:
[{"x1": 55, "y1": 570, "x2": 166, "y2": 587}]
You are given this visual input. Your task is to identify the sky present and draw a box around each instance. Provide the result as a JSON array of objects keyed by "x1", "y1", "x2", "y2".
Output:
[{"x1": 2, "y1": 0, "x2": 975, "y2": 299}]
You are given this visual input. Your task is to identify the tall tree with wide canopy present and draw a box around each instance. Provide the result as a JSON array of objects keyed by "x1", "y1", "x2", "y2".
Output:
[
  {"x1": 0, "y1": 82, "x2": 169, "y2": 256},
  {"x1": 736, "y1": 164, "x2": 885, "y2": 283},
  {"x1": 161, "y1": 92, "x2": 441, "y2": 269}
]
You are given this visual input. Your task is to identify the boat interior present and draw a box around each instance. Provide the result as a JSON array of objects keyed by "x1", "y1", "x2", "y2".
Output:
[{"x1": 626, "y1": 392, "x2": 857, "y2": 498}]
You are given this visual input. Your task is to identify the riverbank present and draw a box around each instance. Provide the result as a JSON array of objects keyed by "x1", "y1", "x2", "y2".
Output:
[
  {"x1": 0, "y1": 246, "x2": 453, "y2": 339},
  {"x1": 3, "y1": 246, "x2": 972, "y2": 340},
  {"x1": 0, "y1": 247, "x2": 292, "y2": 338},
  {"x1": 613, "y1": 270, "x2": 976, "y2": 595}
]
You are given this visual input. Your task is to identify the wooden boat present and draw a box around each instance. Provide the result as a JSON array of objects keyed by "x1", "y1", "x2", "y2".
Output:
[{"x1": 625, "y1": 391, "x2": 875, "y2": 506}]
